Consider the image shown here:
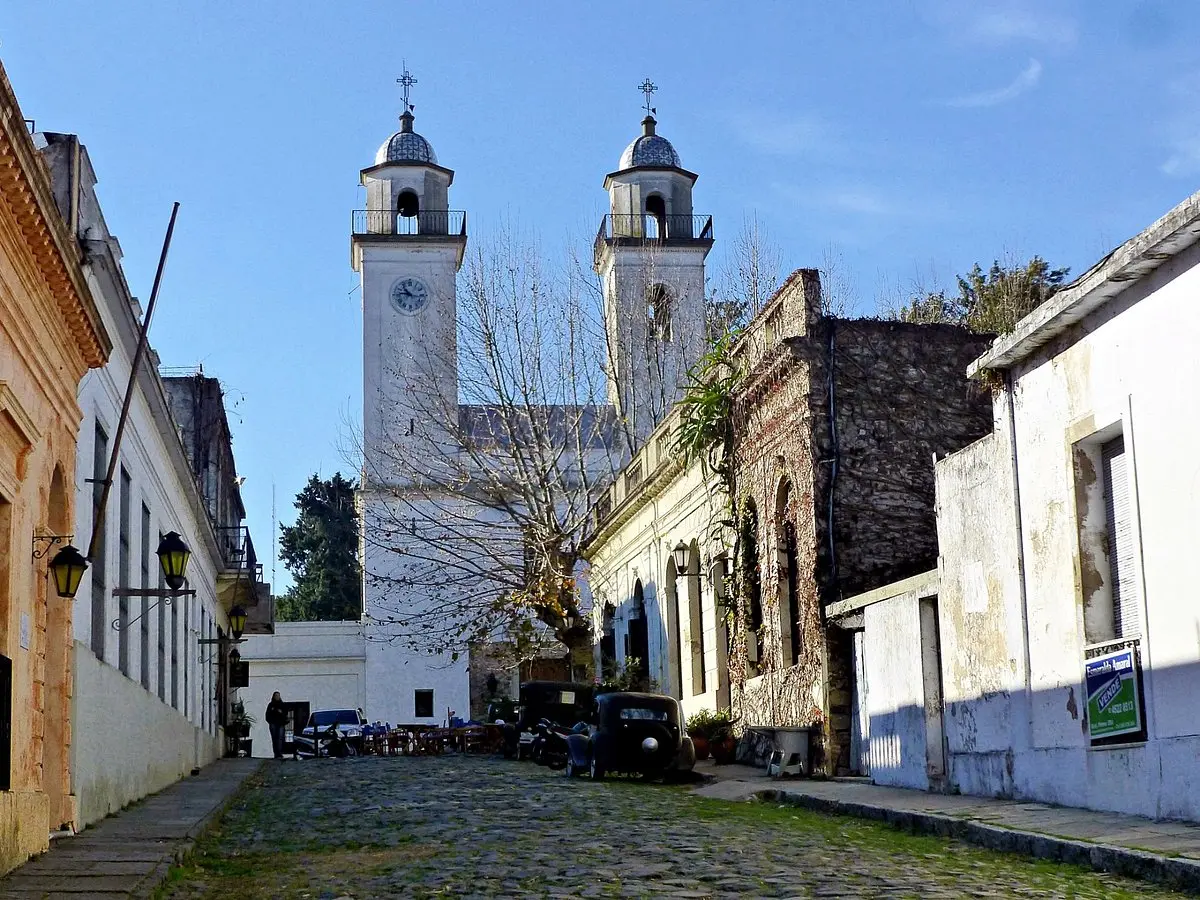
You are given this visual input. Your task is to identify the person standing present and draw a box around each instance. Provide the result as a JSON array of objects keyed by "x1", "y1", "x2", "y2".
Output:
[{"x1": 265, "y1": 692, "x2": 288, "y2": 759}]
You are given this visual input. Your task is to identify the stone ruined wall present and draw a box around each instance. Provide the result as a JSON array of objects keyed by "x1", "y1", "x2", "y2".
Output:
[
  {"x1": 467, "y1": 642, "x2": 520, "y2": 721},
  {"x1": 799, "y1": 320, "x2": 994, "y2": 602}
]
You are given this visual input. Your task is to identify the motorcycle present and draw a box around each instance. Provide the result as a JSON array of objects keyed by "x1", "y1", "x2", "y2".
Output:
[{"x1": 531, "y1": 718, "x2": 586, "y2": 769}]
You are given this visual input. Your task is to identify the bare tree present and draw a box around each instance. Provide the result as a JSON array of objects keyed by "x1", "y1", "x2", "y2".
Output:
[
  {"x1": 706, "y1": 213, "x2": 784, "y2": 339},
  {"x1": 360, "y1": 227, "x2": 629, "y2": 673}
]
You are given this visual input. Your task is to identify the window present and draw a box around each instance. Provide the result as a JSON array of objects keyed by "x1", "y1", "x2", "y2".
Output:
[
  {"x1": 782, "y1": 521, "x2": 801, "y2": 667},
  {"x1": 414, "y1": 689, "x2": 434, "y2": 718},
  {"x1": 645, "y1": 194, "x2": 666, "y2": 239},
  {"x1": 0, "y1": 654, "x2": 10, "y2": 792},
  {"x1": 1102, "y1": 437, "x2": 1140, "y2": 639},
  {"x1": 182, "y1": 596, "x2": 190, "y2": 717},
  {"x1": 118, "y1": 468, "x2": 132, "y2": 676},
  {"x1": 646, "y1": 284, "x2": 672, "y2": 342},
  {"x1": 686, "y1": 542, "x2": 706, "y2": 695},
  {"x1": 741, "y1": 503, "x2": 763, "y2": 674},
  {"x1": 141, "y1": 503, "x2": 152, "y2": 690},
  {"x1": 157, "y1": 532, "x2": 166, "y2": 702},
  {"x1": 90, "y1": 424, "x2": 108, "y2": 659},
  {"x1": 170, "y1": 562, "x2": 178, "y2": 709}
]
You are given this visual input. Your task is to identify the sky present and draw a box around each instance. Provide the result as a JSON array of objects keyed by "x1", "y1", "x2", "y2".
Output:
[{"x1": 3, "y1": 2, "x2": 1197, "y2": 591}]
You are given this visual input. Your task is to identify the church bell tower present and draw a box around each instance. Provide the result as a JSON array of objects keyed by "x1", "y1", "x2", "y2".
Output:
[
  {"x1": 352, "y1": 69, "x2": 467, "y2": 486},
  {"x1": 594, "y1": 80, "x2": 713, "y2": 448}
]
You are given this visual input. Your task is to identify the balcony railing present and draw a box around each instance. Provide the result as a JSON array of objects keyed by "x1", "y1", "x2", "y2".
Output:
[
  {"x1": 216, "y1": 525, "x2": 263, "y2": 583},
  {"x1": 352, "y1": 209, "x2": 467, "y2": 237},
  {"x1": 594, "y1": 214, "x2": 713, "y2": 264}
]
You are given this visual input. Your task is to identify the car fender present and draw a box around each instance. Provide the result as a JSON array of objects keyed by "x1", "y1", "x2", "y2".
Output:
[
  {"x1": 565, "y1": 732, "x2": 591, "y2": 767},
  {"x1": 674, "y1": 734, "x2": 697, "y2": 772}
]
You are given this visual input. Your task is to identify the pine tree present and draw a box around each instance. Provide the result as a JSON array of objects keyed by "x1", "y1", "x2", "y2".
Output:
[{"x1": 277, "y1": 473, "x2": 362, "y2": 621}]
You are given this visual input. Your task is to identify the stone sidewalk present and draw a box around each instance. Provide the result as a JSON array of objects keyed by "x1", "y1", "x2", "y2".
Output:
[
  {"x1": 0, "y1": 758, "x2": 261, "y2": 899},
  {"x1": 693, "y1": 760, "x2": 1200, "y2": 893}
]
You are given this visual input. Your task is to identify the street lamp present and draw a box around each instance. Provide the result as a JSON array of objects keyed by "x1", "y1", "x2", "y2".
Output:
[
  {"x1": 671, "y1": 542, "x2": 690, "y2": 573},
  {"x1": 228, "y1": 606, "x2": 248, "y2": 641},
  {"x1": 156, "y1": 531, "x2": 191, "y2": 590},
  {"x1": 48, "y1": 545, "x2": 89, "y2": 600}
]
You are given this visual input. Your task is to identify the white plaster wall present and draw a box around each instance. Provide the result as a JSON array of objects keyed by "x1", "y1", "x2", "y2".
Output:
[
  {"x1": 935, "y1": 238, "x2": 1200, "y2": 820},
  {"x1": 71, "y1": 644, "x2": 220, "y2": 827},
  {"x1": 240, "y1": 622, "x2": 367, "y2": 756},
  {"x1": 862, "y1": 595, "x2": 929, "y2": 790}
]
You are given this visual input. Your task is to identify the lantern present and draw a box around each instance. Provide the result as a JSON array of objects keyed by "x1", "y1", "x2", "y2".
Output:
[
  {"x1": 156, "y1": 531, "x2": 191, "y2": 590},
  {"x1": 49, "y1": 545, "x2": 89, "y2": 599}
]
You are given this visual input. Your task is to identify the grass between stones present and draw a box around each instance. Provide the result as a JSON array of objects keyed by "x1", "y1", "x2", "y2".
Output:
[{"x1": 155, "y1": 760, "x2": 1186, "y2": 899}]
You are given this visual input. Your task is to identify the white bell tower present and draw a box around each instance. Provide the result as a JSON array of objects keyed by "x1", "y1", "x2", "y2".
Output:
[
  {"x1": 352, "y1": 74, "x2": 466, "y2": 487},
  {"x1": 594, "y1": 81, "x2": 713, "y2": 449}
]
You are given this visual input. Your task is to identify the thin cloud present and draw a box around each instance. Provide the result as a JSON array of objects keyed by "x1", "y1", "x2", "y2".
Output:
[
  {"x1": 968, "y1": 9, "x2": 1077, "y2": 46},
  {"x1": 731, "y1": 111, "x2": 830, "y2": 156},
  {"x1": 945, "y1": 59, "x2": 1043, "y2": 108}
]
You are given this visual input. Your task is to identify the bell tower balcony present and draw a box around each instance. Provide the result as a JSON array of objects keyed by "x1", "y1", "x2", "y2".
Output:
[{"x1": 350, "y1": 209, "x2": 467, "y2": 269}]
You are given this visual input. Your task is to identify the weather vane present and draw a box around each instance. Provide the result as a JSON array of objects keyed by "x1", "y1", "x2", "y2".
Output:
[
  {"x1": 639, "y1": 78, "x2": 657, "y2": 117},
  {"x1": 397, "y1": 62, "x2": 418, "y2": 114}
]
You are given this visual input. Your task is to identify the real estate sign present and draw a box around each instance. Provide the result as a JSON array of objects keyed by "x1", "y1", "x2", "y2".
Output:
[{"x1": 1084, "y1": 648, "x2": 1142, "y2": 741}]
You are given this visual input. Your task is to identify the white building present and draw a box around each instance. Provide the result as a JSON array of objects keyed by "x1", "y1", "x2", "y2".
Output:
[
  {"x1": 353, "y1": 85, "x2": 710, "y2": 722},
  {"x1": 240, "y1": 621, "x2": 365, "y2": 757},
  {"x1": 844, "y1": 187, "x2": 1200, "y2": 820},
  {"x1": 37, "y1": 133, "x2": 268, "y2": 827}
]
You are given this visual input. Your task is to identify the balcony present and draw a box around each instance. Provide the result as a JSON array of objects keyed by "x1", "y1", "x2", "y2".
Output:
[
  {"x1": 351, "y1": 209, "x2": 467, "y2": 238},
  {"x1": 216, "y1": 525, "x2": 272, "y2": 634},
  {"x1": 594, "y1": 214, "x2": 713, "y2": 267}
]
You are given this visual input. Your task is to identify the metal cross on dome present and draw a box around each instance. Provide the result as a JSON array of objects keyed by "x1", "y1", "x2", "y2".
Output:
[
  {"x1": 397, "y1": 63, "x2": 418, "y2": 113},
  {"x1": 639, "y1": 78, "x2": 657, "y2": 117}
]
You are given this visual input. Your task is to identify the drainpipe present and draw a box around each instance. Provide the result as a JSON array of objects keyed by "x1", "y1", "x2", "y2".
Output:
[{"x1": 1002, "y1": 369, "x2": 1035, "y2": 763}]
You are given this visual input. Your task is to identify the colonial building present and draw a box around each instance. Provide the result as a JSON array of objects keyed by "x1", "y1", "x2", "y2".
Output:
[
  {"x1": 919, "y1": 186, "x2": 1200, "y2": 819},
  {"x1": 354, "y1": 80, "x2": 707, "y2": 723},
  {"x1": 586, "y1": 270, "x2": 993, "y2": 775},
  {"x1": 30, "y1": 126, "x2": 271, "y2": 826},
  {"x1": 0, "y1": 65, "x2": 110, "y2": 872}
]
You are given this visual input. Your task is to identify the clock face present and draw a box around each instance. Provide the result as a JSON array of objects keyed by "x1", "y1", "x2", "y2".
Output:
[{"x1": 389, "y1": 277, "x2": 429, "y2": 315}]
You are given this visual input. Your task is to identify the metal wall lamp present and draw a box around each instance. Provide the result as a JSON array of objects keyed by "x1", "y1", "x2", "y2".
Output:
[{"x1": 671, "y1": 542, "x2": 690, "y2": 573}]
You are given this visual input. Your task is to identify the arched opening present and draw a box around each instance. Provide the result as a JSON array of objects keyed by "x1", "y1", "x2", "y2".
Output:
[
  {"x1": 627, "y1": 580, "x2": 650, "y2": 682},
  {"x1": 776, "y1": 480, "x2": 802, "y2": 667},
  {"x1": 646, "y1": 283, "x2": 672, "y2": 343},
  {"x1": 396, "y1": 189, "x2": 420, "y2": 233},
  {"x1": 599, "y1": 603, "x2": 617, "y2": 679},
  {"x1": 44, "y1": 464, "x2": 70, "y2": 827},
  {"x1": 645, "y1": 193, "x2": 666, "y2": 239},
  {"x1": 740, "y1": 501, "x2": 763, "y2": 675},
  {"x1": 664, "y1": 558, "x2": 683, "y2": 699},
  {"x1": 687, "y1": 538, "x2": 706, "y2": 695}
]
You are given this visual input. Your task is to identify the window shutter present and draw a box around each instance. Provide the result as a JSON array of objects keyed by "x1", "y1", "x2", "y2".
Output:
[{"x1": 1102, "y1": 437, "x2": 1140, "y2": 639}]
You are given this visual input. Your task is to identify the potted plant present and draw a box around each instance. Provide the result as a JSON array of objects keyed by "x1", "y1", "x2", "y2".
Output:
[
  {"x1": 686, "y1": 709, "x2": 714, "y2": 760},
  {"x1": 226, "y1": 701, "x2": 255, "y2": 758},
  {"x1": 708, "y1": 708, "x2": 738, "y2": 765}
]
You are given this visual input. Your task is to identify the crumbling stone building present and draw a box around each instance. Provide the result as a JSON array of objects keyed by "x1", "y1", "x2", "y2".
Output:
[{"x1": 728, "y1": 270, "x2": 993, "y2": 772}]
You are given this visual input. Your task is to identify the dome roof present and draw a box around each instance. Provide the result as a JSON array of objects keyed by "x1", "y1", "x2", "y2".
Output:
[
  {"x1": 374, "y1": 111, "x2": 438, "y2": 166},
  {"x1": 618, "y1": 116, "x2": 681, "y2": 169}
]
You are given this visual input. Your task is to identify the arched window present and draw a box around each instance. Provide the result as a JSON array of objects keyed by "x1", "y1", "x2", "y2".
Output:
[
  {"x1": 777, "y1": 480, "x2": 802, "y2": 667},
  {"x1": 599, "y1": 603, "x2": 617, "y2": 679},
  {"x1": 646, "y1": 283, "x2": 672, "y2": 343},
  {"x1": 396, "y1": 189, "x2": 420, "y2": 233},
  {"x1": 645, "y1": 193, "x2": 666, "y2": 239},
  {"x1": 687, "y1": 538, "x2": 706, "y2": 695},
  {"x1": 740, "y1": 501, "x2": 763, "y2": 675},
  {"x1": 665, "y1": 559, "x2": 683, "y2": 699},
  {"x1": 627, "y1": 581, "x2": 650, "y2": 681}
]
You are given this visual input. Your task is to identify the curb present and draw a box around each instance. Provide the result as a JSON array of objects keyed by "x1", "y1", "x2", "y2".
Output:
[
  {"x1": 758, "y1": 788, "x2": 1200, "y2": 896},
  {"x1": 128, "y1": 759, "x2": 265, "y2": 900}
]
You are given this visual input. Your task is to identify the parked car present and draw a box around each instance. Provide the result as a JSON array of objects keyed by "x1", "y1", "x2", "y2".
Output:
[
  {"x1": 501, "y1": 681, "x2": 594, "y2": 760},
  {"x1": 294, "y1": 708, "x2": 368, "y2": 758},
  {"x1": 565, "y1": 692, "x2": 695, "y2": 780}
]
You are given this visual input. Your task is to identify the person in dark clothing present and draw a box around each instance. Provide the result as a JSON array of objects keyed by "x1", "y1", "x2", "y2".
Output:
[{"x1": 265, "y1": 692, "x2": 288, "y2": 759}]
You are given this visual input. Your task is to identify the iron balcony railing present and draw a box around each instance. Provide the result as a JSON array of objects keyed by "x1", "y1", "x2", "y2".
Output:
[
  {"x1": 351, "y1": 209, "x2": 467, "y2": 237},
  {"x1": 594, "y1": 213, "x2": 713, "y2": 264},
  {"x1": 216, "y1": 525, "x2": 263, "y2": 583}
]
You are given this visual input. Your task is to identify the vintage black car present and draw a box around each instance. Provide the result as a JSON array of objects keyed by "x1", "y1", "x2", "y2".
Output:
[
  {"x1": 564, "y1": 692, "x2": 695, "y2": 780},
  {"x1": 501, "y1": 681, "x2": 594, "y2": 760}
]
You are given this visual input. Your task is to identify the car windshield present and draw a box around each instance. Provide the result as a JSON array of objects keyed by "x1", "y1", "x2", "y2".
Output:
[
  {"x1": 618, "y1": 707, "x2": 669, "y2": 721},
  {"x1": 311, "y1": 710, "x2": 360, "y2": 726}
]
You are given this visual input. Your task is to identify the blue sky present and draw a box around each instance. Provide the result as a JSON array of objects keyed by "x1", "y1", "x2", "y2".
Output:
[{"x1": 3, "y1": 2, "x2": 1197, "y2": 589}]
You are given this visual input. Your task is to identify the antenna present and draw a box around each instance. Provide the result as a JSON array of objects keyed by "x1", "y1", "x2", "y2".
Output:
[{"x1": 271, "y1": 480, "x2": 277, "y2": 587}]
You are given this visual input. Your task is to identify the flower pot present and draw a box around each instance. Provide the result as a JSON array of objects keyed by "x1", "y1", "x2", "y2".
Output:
[
  {"x1": 691, "y1": 734, "x2": 710, "y2": 761},
  {"x1": 711, "y1": 734, "x2": 737, "y2": 765}
]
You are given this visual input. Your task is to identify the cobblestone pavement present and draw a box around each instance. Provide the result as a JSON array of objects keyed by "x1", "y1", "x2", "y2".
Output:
[{"x1": 158, "y1": 756, "x2": 1183, "y2": 899}]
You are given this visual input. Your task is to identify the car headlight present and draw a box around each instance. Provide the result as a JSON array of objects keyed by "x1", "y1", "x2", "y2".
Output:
[{"x1": 346, "y1": 728, "x2": 361, "y2": 737}]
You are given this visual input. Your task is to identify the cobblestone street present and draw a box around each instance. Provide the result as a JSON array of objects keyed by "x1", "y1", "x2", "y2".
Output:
[{"x1": 157, "y1": 756, "x2": 1183, "y2": 899}]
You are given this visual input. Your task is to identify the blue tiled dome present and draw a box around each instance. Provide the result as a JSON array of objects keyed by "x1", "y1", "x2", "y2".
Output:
[
  {"x1": 374, "y1": 111, "x2": 438, "y2": 165},
  {"x1": 619, "y1": 117, "x2": 681, "y2": 169}
]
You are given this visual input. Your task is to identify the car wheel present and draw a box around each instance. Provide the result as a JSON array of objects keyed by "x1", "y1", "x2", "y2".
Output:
[
  {"x1": 589, "y1": 756, "x2": 604, "y2": 781},
  {"x1": 565, "y1": 759, "x2": 577, "y2": 778}
]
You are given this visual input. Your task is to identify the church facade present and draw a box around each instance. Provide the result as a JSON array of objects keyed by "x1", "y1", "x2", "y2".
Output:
[{"x1": 354, "y1": 84, "x2": 711, "y2": 723}]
